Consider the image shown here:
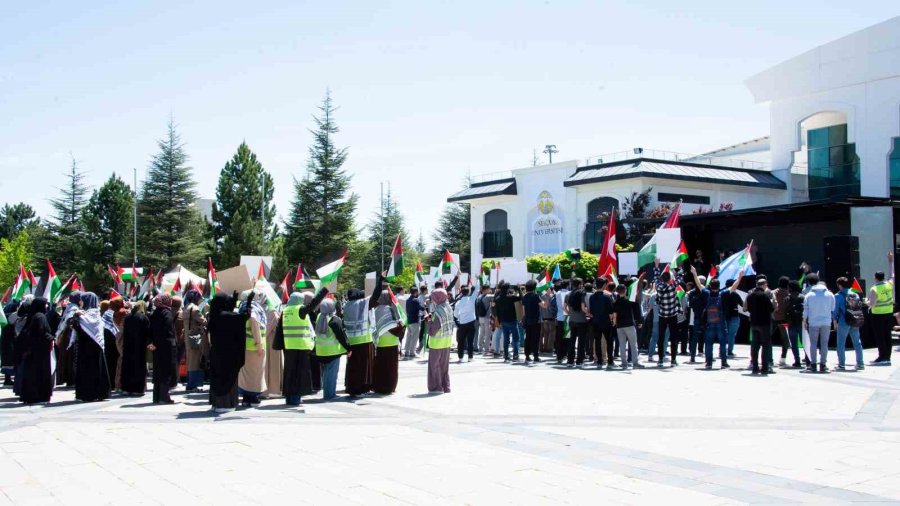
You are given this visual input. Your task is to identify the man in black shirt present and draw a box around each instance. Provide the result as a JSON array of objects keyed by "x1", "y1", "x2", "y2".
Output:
[
  {"x1": 522, "y1": 280, "x2": 542, "y2": 363},
  {"x1": 612, "y1": 284, "x2": 644, "y2": 369},
  {"x1": 744, "y1": 278, "x2": 775, "y2": 375},
  {"x1": 566, "y1": 278, "x2": 588, "y2": 367},
  {"x1": 494, "y1": 282, "x2": 522, "y2": 362},
  {"x1": 588, "y1": 279, "x2": 616, "y2": 369}
]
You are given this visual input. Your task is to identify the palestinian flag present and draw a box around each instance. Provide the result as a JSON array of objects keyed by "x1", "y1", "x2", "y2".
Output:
[
  {"x1": 279, "y1": 269, "x2": 292, "y2": 304},
  {"x1": 13, "y1": 264, "x2": 32, "y2": 299},
  {"x1": 386, "y1": 234, "x2": 404, "y2": 281},
  {"x1": 602, "y1": 264, "x2": 619, "y2": 288},
  {"x1": 207, "y1": 259, "x2": 218, "y2": 298},
  {"x1": 851, "y1": 278, "x2": 864, "y2": 295},
  {"x1": 564, "y1": 248, "x2": 582, "y2": 261},
  {"x1": 110, "y1": 288, "x2": 124, "y2": 299},
  {"x1": 442, "y1": 250, "x2": 455, "y2": 274},
  {"x1": 0, "y1": 306, "x2": 6, "y2": 328},
  {"x1": 42, "y1": 259, "x2": 62, "y2": 302},
  {"x1": 536, "y1": 269, "x2": 551, "y2": 293},
  {"x1": 71, "y1": 277, "x2": 83, "y2": 292},
  {"x1": 414, "y1": 261, "x2": 425, "y2": 285},
  {"x1": 256, "y1": 261, "x2": 267, "y2": 281},
  {"x1": 798, "y1": 272, "x2": 807, "y2": 286},
  {"x1": 637, "y1": 234, "x2": 658, "y2": 269},
  {"x1": 170, "y1": 277, "x2": 182, "y2": 296},
  {"x1": 676, "y1": 284, "x2": 686, "y2": 300},
  {"x1": 53, "y1": 274, "x2": 76, "y2": 304},
  {"x1": 706, "y1": 265, "x2": 718, "y2": 287},
  {"x1": 661, "y1": 202, "x2": 681, "y2": 229},
  {"x1": 108, "y1": 264, "x2": 122, "y2": 285},
  {"x1": 429, "y1": 266, "x2": 441, "y2": 284},
  {"x1": 388, "y1": 286, "x2": 408, "y2": 325},
  {"x1": 670, "y1": 241, "x2": 689, "y2": 269},
  {"x1": 316, "y1": 250, "x2": 347, "y2": 286},
  {"x1": 626, "y1": 277, "x2": 641, "y2": 302},
  {"x1": 117, "y1": 265, "x2": 143, "y2": 283},
  {"x1": 293, "y1": 264, "x2": 314, "y2": 290},
  {"x1": 1, "y1": 286, "x2": 11, "y2": 304}
]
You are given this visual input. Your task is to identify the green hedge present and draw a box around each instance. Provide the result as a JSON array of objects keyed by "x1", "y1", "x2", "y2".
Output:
[{"x1": 525, "y1": 251, "x2": 599, "y2": 280}]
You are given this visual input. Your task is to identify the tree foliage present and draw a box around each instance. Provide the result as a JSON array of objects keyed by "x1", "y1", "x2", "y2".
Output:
[
  {"x1": 525, "y1": 251, "x2": 599, "y2": 280},
  {"x1": 81, "y1": 173, "x2": 135, "y2": 291},
  {"x1": 0, "y1": 230, "x2": 35, "y2": 289},
  {"x1": 622, "y1": 187, "x2": 654, "y2": 245},
  {"x1": 137, "y1": 119, "x2": 211, "y2": 271},
  {"x1": 0, "y1": 203, "x2": 39, "y2": 242},
  {"x1": 358, "y1": 188, "x2": 409, "y2": 287},
  {"x1": 430, "y1": 202, "x2": 470, "y2": 273},
  {"x1": 284, "y1": 91, "x2": 359, "y2": 275},
  {"x1": 212, "y1": 142, "x2": 277, "y2": 266},
  {"x1": 43, "y1": 157, "x2": 89, "y2": 275}
]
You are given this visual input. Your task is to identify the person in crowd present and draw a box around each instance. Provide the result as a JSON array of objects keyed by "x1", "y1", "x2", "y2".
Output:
[
  {"x1": 677, "y1": 281, "x2": 693, "y2": 357},
  {"x1": 566, "y1": 278, "x2": 589, "y2": 368},
  {"x1": 654, "y1": 271, "x2": 680, "y2": 368},
  {"x1": 181, "y1": 290, "x2": 207, "y2": 393},
  {"x1": 686, "y1": 277, "x2": 705, "y2": 362},
  {"x1": 276, "y1": 289, "x2": 326, "y2": 405},
  {"x1": 690, "y1": 266, "x2": 742, "y2": 369},
  {"x1": 453, "y1": 279, "x2": 478, "y2": 363},
  {"x1": 612, "y1": 283, "x2": 643, "y2": 369},
  {"x1": 171, "y1": 296, "x2": 184, "y2": 385},
  {"x1": 208, "y1": 292, "x2": 251, "y2": 413},
  {"x1": 771, "y1": 276, "x2": 792, "y2": 366},
  {"x1": 55, "y1": 292, "x2": 81, "y2": 387},
  {"x1": 554, "y1": 281, "x2": 569, "y2": 363},
  {"x1": 1, "y1": 301, "x2": 19, "y2": 386},
  {"x1": 833, "y1": 277, "x2": 866, "y2": 371},
  {"x1": 71, "y1": 292, "x2": 111, "y2": 402},
  {"x1": 11, "y1": 297, "x2": 32, "y2": 397},
  {"x1": 646, "y1": 287, "x2": 660, "y2": 363},
  {"x1": 342, "y1": 280, "x2": 380, "y2": 397},
  {"x1": 475, "y1": 285, "x2": 493, "y2": 357},
  {"x1": 495, "y1": 281, "x2": 522, "y2": 362},
  {"x1": 745, "y1": 278, "x2": 775, "y2": 375},
  {"x1": 491, "y1": 287, "x2": 503, "y2": 358},
  {"x1": 315, "y1": 297, "x2": 352, "y2": 401},
  {"x1": 521, "y1": 279, "x2": 542, "y2": 363},
  {"x1": 514, "y1": 285, "x2": 526, "y2": 358},
  {"x1": 868, "y1": 252, "x2": 895, "y2": 366},
  {"x1": 238, "y1": 290, "x2": 268, "y2": 406},
  {"x1": 149, "y1": 293, "x2": 178, "y2": 404},
  {"x1": 587, "y1": 278, "x2": 615, "y2": 369},
  {"x1": 540, "y1": 283, "x2": 556, "y2": 355},
  {"x1": 426, "y1": 283, "x2": 454, "y2": 393},
  {"x1": 264, "y1": 300, "x2": 283, "y2": 400},
  {"x1": 100, "y1": 299, "x2": 121, "y2": 393},
  {"x1": 417, "y1": 285, "x2": 430, "y2": 356},
  {"x1": 803, "y1": 273, "x2": 835, "y2": 373},
  {"x1": 120, "y1": 301, "x2": 151, "y2": 396},
  {"x1": 722, "y1": 279, "x2": 742, "y2": 359},
  {"x1": 404, "y1": 286, "x2": 423, "y2": 359},
  {"x1": 17, "y1": 297, "x2": 55, "y2": 405},
  {"x1": 108, "y1": 297, "x2": 128, "y2": 392},
  {"x1": 372, "y1": 285, "x2": 404, "y2": 394}
]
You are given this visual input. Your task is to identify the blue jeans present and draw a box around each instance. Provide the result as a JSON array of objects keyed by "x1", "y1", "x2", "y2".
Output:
[
  {"x1": 648, "y1": 320, "x2": 669, "y2": 360},
  {"x1": 186, "y1": 370, "x2": 204, "y2": 390},
  {"x1": 836, "y1": 323, "x2": 864, "y2": 367},
  {"x1": 492, "y1": 327, "x2": 503, "y2": 354},
  {"x1": 321, "y1": 359, "x2": 340, "y2": 400},
  {"x1": 725, "y1": 317, "x2": 740, "y2": 355},
  {"x1": 501, "y1": 321, "x2": 521, "y2": 359},
  {"x1": 704, "y1": 321, "x2": 727, "y2": 364},
  {"x1": 689, "y1": 325, "x2": 703, "y2": 359}
]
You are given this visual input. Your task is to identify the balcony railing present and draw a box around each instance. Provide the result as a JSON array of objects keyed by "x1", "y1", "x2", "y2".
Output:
[{"x1": 483, "y1": 230, "x2": 513, "y2": 258}]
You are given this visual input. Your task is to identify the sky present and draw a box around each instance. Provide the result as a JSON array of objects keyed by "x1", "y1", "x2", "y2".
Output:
[{"x1": 1, "y1": 1, "x2": 897, "y2": 248}]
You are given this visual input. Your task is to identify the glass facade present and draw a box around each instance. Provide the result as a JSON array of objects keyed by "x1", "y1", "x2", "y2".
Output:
[
  {"x1": 890, "y1": 137, "x2": 900, "y2": 199},
  {"x1": 807, "y1": 124, "x2": 860, "y2": 199}
]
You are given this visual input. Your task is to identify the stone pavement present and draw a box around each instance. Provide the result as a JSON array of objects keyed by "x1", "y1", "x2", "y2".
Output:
[{"x1": 2, "y1": 345, "x2": 900, "y2": 505}]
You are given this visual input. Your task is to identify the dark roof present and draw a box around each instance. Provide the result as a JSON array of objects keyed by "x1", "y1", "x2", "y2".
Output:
[
  {"x1": 564, "y1": 158, "x2": 786, "y2": 190},
  {"x1": 447, "y1": 178, "x2": 517, "y2": 203}
]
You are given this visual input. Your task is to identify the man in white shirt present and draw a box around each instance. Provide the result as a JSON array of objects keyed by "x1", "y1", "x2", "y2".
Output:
[{"x1": 453, "y1": 283, "x2": 479, "y2": 362}]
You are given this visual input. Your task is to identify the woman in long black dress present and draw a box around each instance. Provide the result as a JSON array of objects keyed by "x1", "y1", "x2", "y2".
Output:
[
  {"x1": 55, "y1": 292, "x2": 82, "y2": 387},
  {"x1": 120, "y1": 301, "x2": 151, "y2": 395},
  {"x1": 17, "y1": 298, "x2": 55, "y2": 404},
  {"x1": 207, "y1": 292, "x2": 251, "y2": 413},
  {"x1": 149, "y1": 294, "x2": 177, "y2": 404},
  {"x1": 71, "y1": 292, "x2": 111, "y2": 402}
]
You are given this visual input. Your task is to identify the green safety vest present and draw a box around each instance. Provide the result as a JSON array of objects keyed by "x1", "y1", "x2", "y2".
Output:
[
  {"x1": 346, "y1": 322, "x2": 373, "y2": 346},
  {"x1": 429, "y1": 330, "x2": 452, "y2": 350},
  {"x1": 872, "y1": 282, "x2": 895, "y2": 315},
  {"x1": 282, "y1": 309, "x2": 314, "y2": 351},
  {"x1": 315, "y1": 319, "x2": 346, "y2": 357},
  {"x1": 377, "y1": 331, "x2": 400, "y2": 348},
  {"x1": 245, "y1": 320, "x2": 265, "y2": 352}
]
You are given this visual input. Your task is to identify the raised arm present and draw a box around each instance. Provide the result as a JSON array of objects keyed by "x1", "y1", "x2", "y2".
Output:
[
  {"x1": 689, "y1": 265, "x2": 701, "y2": 290},
  {"x1": 299, "y1": 287, "x2": 329, "y2": 320},
  {"x1": 727, "y1": 269, "x2": 744, "y2": 292}
]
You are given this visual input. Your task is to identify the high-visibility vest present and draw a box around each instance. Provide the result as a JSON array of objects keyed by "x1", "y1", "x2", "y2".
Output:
[
  {"x1": 282, "y1": 309, "x2": 314, "y2": 351},
  {"x1": 428, "y1": 330, "x2": 452, "y2": 350},
  {"x1": 872, "y1": 282, "x2": 895, "y2": 315},
  {"x1": 346, "y1": 319, "x2": 373, "y2": 346},
  {"x1": 377, "y1": 331, "x2": 400, "y2": 348},
  {"x1": 245, "y1": 319, "x2": 265, "y2": 351},
  {"x1": 315, "y1": 319, "x2": 346, "y2": 357}
]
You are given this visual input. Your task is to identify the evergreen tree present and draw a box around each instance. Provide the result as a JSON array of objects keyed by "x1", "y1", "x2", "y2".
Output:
[
  {"x1": 0, "y1": 203, "x2": 39, "y2": 241},
  {"x1": 359, "y1": 188, "x2": 408, "y2": 284},
  {"x1": 137, "y1": 119, "x2": 210, "y2": 271},
  {"x1": 80, "y1": 174, "x2": 134, "y2": 291},
  {"x1": 284, "y1": 91, "x2": 359, "y2": 272},
  {"x1": 0, "y1": 230, "x2": 35, "y2": 289},
  {"x1": 430, "y1": 202, "x2": 471, "y2": 273},
  {"x1": 413, "y1": 231, "x2": 427, "y2": 257},
  {"x1": 212, "y1": 142, "x2": 277, "y2": 266},
  {"x1": 44, "y1": 157, "x2": 89, "y2": 274}
]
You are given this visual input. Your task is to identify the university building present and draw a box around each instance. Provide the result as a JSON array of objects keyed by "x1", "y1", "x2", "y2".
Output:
[{"x1": 448, "y1": 16, "x2": 900, "y2": 289}]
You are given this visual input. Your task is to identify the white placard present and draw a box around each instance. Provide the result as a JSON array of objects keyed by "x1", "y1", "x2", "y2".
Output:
[
  {"x1": 654, "y1": 228, "x2": 682, "y2": 264},
  {"x1": 618, "y1": 252, "x2": 639, "y2": 276},
  {"x1": 492, "y1": 260, "x2": 530, "y2": 285}
]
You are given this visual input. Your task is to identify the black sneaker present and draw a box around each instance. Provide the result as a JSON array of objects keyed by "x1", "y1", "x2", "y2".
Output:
[
  {"x1": 671, "y1": 360, "x2": 678, "y2": 367},
  {"x1": 751, "y1": 368, "x2": 760, "y2": 375},
  {"x1": 534, "y1": 357, "x2": 542, "y2": 363},
  {"x1": 721, "y1": 362, "x2": 730, "y2": 369},
  {"x1": 705, "y1": 363, "x2": 712, "y2": 370}
]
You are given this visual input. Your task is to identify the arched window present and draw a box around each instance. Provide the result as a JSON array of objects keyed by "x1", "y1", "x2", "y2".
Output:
[
  {"x1": 484, "y1": 209, "x2": 508, "y2": 232},
  {"x1": 587, "y1": 197, "x2": 619, "y2": 223}
]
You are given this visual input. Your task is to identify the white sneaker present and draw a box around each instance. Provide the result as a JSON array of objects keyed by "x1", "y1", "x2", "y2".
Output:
[{"x1": 778, "y1": 359, "x2": 787, "y2": 367}]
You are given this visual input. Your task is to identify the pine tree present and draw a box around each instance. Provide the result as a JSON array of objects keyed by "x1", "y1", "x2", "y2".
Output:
[
  {"x1": 212, "y1": 142, "x2": 277, "y2": 266},
  {"x1": 359, "y1": 188, "x2": 409, "y2": 285},
  {"x1": 0, "y1": 203, "x2": 39, "y2": 241},
  {"x1": 44, "y1": 157, "x2": 89, "y2": 275},
  {"x1": 137, "y1": 119, "x2": 210, "y2": 271},
  {"x1": 413, "y1": 231, "x2": 427, "y2": 257},
  {"x1": 284, "y1": 91, "x2": 359, "y2": 271},
  {"x1": 80, "y1": 174, "x2": 134, "y2": 291},
  {"x1": 431, "y1": 202, "x2": 471, "y2": 273}
]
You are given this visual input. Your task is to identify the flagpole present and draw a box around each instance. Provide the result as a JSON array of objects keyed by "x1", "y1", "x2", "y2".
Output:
[
  {"x1": 380, "y1": 182, "x2": 385, "y2": 273},
  {"x1": 133, "y1": 167, "x2": 138, "y2": 263}
]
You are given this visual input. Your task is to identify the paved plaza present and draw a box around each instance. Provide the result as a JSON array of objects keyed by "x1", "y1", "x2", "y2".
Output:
[{"x1": 2, "y1": 345, "x2": 900, "y2": 505}]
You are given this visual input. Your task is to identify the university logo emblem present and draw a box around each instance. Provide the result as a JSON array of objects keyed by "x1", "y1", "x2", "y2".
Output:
[{"x1": 537, "y1": 191, "x2": 554, "y2": 215}]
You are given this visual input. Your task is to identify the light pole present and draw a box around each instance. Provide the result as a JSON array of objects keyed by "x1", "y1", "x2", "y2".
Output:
[
  {"x1": 544, "y1": 144, "x2": 558, "y2": 164},
  {"x1": 133, "y1": 168, "x2": 138, "y2": 263}
]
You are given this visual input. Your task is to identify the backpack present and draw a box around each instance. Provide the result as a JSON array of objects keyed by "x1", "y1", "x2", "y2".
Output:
[
  {"x1": 475, "y1": 294, "x2": 488, "y2": 318},
  {"x1": 549, "y1": 293, "x2": 559, "y2": 318},
  {"x1": 844, "y1": 292, "x2": 866, "y2": 328},
  {"x1": 704, "y1": 291, "x2": 722, "y2": 324},
  {"x1": 786, "y1": 293, "x2": 805, "y2": 323}
]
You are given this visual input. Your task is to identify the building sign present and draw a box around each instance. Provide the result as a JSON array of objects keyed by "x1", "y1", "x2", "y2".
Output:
[{"x1": 529, "y1": 190, "x2": 564, "y2": 254}]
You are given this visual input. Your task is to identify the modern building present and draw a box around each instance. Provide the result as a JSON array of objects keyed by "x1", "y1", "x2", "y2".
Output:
[{"x1": 448, "y1": 16, "x2": 900, "y2": 287}]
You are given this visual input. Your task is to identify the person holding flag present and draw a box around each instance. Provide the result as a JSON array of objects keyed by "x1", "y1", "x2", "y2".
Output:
[
  {"x1": 452, "y1": 275, "x2": 479, "y2": 363},
  {"x1": 833, "y1": 277, "x2": 866, "y2": 371},
  {"x1": 689, "y1": 265, "x2": 744, "y2": 370},
  {"x1": 371, "y1": 280, "x2": 405, "y2": 395}
]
